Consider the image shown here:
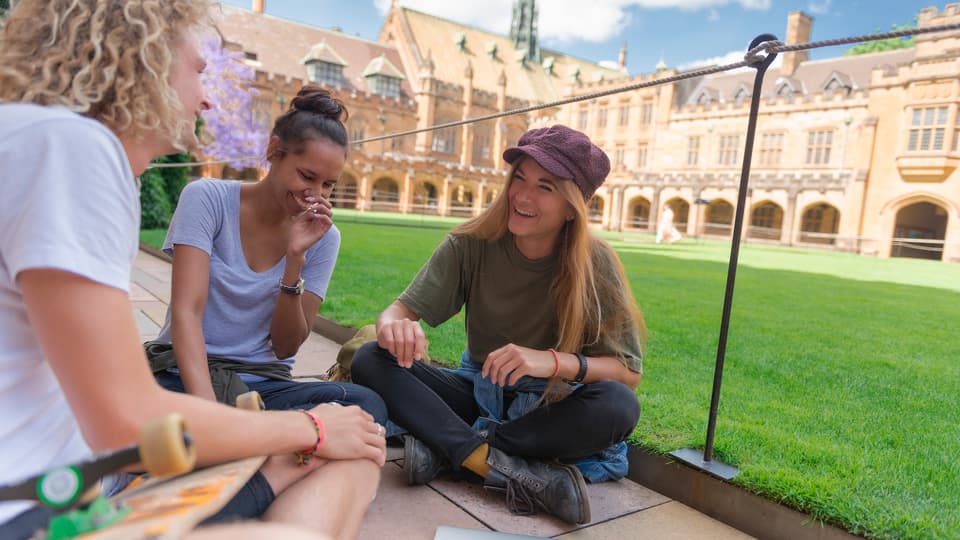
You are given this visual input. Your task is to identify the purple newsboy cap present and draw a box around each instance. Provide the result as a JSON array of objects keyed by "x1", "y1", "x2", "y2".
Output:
[{"x1": 502, "y1": 125, "x2": 610, "y2": 200}]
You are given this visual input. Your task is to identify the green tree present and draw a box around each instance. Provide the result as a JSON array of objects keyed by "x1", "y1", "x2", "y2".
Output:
[
  {"x1": 0, "y1": 0, "x2": 9, "y2": 19},
  {"x1": 845, "y1": 22, "x2": 915, "y2": 56},
  {"x1": 139, "y1": 168, "x2": 173, "y2": 230},
  {"x1": 153, "y1": 153, "x2": 192, "y2": 210}
]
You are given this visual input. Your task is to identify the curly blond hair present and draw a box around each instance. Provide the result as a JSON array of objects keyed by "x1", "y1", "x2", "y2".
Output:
[{"x1": 0, "y1": 0, "x2": 213, "y2": 146}]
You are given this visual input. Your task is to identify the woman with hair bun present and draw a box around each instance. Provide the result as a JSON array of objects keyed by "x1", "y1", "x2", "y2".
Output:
[{"x1": 148, "y1": 84, "x2": 387, "y2": 427}]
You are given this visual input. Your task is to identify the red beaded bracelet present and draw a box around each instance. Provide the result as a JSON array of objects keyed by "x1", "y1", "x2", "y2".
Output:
[
  {"x1": 294, "y1": 409, "x2": 325, "y2": 466},
  {"x1": 547, "y1": 348, "x2": 561, "y2": 378}
]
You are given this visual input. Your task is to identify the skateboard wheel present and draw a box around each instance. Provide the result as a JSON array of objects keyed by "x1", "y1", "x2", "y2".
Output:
[
  {"x1": 36, "y1": 466, "x2": 82, "y2": 508},
  {"x1": 139, "y1": 414, "x2": 196, "y2": 478},
  {"x1": 235, "y1": 391, "x2": 265, "y2": 411}
]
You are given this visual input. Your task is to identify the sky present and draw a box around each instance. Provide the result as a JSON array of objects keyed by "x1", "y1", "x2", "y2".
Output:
[{"x1": 220, "y1": 0, "x2": 934, "y2": 75}]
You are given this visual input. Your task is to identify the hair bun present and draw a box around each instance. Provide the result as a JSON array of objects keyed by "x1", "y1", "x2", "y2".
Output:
[{"x1": 289, "y1": 84, "x2": 349, "y2": 122}]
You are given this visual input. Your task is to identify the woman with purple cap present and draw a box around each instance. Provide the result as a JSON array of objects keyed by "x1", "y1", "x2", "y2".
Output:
[{"x1": 351, "y1": 125, "x2": 644, "y2": 524}]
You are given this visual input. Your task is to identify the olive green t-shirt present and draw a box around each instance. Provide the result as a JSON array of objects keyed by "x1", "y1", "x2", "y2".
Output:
[{"x1": 399, "y1": 233, "x2": 643, "y2": 373}]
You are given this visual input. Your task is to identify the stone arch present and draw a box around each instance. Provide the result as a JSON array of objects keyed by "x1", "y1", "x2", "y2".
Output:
[
  {"x1": 892, "y1": 200, "x2": 948, "y2": 261},
  {"x1": 588, "y1": 195, "x2": 605, "y2": 224},
  {"x1": 749, "y1": 200, "x2": 783, "y2": 240},
  {"x1": 332, "y1": 172, "x2": 358, "y2": 209},
  {"x1": 484, "y1": 186, "x2": 500, "y2": 206},
  {"x1": 371, "y1": 176, "x2": 400, "y2": 211},
  {"x1": 664, "y1": 197, "x2": 690, "y2": 231},
  {"x1": 799, "y1": 202, "x2": 840, "y2": 245},
  {"x1": 880, "y1": 191, "x2": 960, "y2": 217},
  {"x1": 627, "y1": 196, "x2": 650, "y2": 229},
  {"x1": 704, "y1": 198, "x2": 734, "y2": 236},
  {"x1": 410, "y1": 180, "x2": 440, "y2": 214},
  {"x1": 449, "y1": 183, "x2": 475, "y2": 217}
]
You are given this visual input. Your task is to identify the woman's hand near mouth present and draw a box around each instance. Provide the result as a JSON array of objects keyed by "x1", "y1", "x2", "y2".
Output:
[{"x1": 288, "y1": 194, "x2": 333, "y2": 257}]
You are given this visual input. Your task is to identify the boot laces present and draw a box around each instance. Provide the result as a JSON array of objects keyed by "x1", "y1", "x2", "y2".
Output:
[{"x1": 504, "y1": 478, "x2": 536, "y2": 516}]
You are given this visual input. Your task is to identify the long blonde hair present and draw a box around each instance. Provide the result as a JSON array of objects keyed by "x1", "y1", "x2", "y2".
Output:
[
  {"x1": 0, "y1": 0, "x2": 213, "y2": 148},
  {"x1": 454, "y1": 158, "x2": 645, "y2": 360}
]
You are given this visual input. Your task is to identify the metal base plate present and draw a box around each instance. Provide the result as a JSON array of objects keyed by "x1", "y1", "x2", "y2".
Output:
[{"x1": 669, "y1": 448, "x2": 739, "y2": 481}]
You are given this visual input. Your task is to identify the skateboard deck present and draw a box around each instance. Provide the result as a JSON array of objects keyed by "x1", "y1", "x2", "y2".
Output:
[
  {"x1": 0, "y1": 391, "x2": 267, "y2": 539},
  {"x1": 87, "y1": 456, "x2": 266, "y2": 540}
]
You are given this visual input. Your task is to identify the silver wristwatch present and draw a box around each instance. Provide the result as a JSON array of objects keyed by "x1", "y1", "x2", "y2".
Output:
[{"x1": 278, "y1": 277, "x2": 305, "y2": 295}]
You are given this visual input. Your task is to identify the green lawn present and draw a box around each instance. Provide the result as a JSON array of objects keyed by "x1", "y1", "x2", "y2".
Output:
[
  {"x1": 141, "y1": 215, "x2": 960, "y2": 539},
  {"x1": 140, "y1": 228, "x2": 167, "y2": 249}
]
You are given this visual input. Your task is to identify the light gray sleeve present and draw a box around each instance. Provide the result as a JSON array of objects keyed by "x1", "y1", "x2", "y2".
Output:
[
  {"x1": 303, "y1": 225, "x2": 340, "y2": 301},
  {"x1": 162, "y1": 179, "x2": 222, "y2": 256}
]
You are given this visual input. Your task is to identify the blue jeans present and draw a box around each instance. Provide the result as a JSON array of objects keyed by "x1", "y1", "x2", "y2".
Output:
[{"x1": 154, "y1": 371, "x2": 388, "y2": 425}]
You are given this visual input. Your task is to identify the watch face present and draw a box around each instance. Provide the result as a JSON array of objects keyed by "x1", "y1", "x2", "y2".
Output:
[{"x1": 280, "y1": 278, "x2": 305, "y2": 295}]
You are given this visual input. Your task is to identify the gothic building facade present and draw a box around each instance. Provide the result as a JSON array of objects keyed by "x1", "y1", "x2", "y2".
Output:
[{"x1": 212, "y1": 1, "x2": 959, "y2": 262}]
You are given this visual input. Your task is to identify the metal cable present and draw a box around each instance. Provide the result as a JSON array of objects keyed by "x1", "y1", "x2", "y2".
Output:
[
  {"x1": 748, "y1": 20, "x2": 960, "y2": 57},
  {"x1": 148, "y1": 21, "x2": 960, "y2": 169}
]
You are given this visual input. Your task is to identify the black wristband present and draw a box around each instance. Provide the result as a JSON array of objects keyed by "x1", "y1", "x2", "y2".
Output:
[{"x1": 574, "y1": 353, "x2": 588, "y2": 383}]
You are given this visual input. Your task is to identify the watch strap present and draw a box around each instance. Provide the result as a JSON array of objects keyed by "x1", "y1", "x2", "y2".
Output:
[{"x1": 279, "y1": 277, "x2": 305, "y2": 295}]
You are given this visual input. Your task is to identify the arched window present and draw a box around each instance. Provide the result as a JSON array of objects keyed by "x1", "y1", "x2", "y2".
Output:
[
  {"x1": 331, "y1": 174, "x2": 358, "y2": 209},
  {"x1": 800, "y1": 203, "x2": 840, "y2": 245},
  {"x1": 371, "y1": 177, "x2": 400, "y2": 211},
  {"x1": 704, "y1": 199, "x2": 734, "y2": 236},
  {"x1": 588, "y1": 196, "x2": 605, "y2": 223},
  {"x1": 449, "y1": 184, "x2": 475, "y2": 217},
  {"x1": 892, "y1": 201, "x2": 948, "y2": 260},
  {"x1": 628, "y1": 197, "x2": 650, "y2": 228},
  {"x1": 749, "y1": 201, "x2": 783, "y2": 240},
  {"x1": 664, "y1": 198, "x2": 690, "y2": 231},
  {"x1": 410, "y1": 182, "x2": 439, "y2": 214}
]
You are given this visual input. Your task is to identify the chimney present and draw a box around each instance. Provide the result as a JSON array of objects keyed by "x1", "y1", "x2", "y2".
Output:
[
  {"x1": 618, "y1": 42, "x2": 627, "y2": 71},
  {"x1": 253, "y1": 0, "x2": 264, "y2": 14},
  {"x1": 782, "y1": 11, "x2": 811, "y2": 77}
]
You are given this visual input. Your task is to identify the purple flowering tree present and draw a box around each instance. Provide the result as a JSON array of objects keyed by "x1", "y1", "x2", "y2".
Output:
[{"x1": 200, "y1": 37, "x2": 268, "y2": 170}]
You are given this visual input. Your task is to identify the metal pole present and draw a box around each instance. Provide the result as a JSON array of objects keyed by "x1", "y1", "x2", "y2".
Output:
[{"x1": 671, "y1": 33, "x2": 777, "y2": 480}]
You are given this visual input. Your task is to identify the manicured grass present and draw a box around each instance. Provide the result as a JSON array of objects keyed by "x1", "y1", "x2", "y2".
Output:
[
  {"x1": 140, "y1": 228, "x2": 167, "y2": 249},
  {"x1": 141, "y1": 219, "x2": 960, "y2": 539}
]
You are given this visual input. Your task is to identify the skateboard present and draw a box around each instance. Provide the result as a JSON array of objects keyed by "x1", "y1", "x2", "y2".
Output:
[{"x1": 0, "y1": 391, "x2": 266, "y2": 540}]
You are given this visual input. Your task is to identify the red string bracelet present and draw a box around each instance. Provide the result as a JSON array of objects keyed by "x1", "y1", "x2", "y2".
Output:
[
  {"x1": 547, "y1": 348, "x2": 561, "y2": 378},
  {"x1": 294, "y1": 409, "x2": 325, "y2": 466}
]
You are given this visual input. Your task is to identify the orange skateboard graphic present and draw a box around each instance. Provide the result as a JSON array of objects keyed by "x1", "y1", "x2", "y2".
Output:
[{"x1": 0, "y1": 391, "x2": 266, "y2": 539}]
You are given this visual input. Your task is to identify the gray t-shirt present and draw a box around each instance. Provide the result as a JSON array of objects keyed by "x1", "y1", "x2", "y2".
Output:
[
  {"x1": 399, "y1": 233, "x2": 642, "y2": 372},
  {"x1": 156, "y1": 179, "x2": 340, "y2": 370}
]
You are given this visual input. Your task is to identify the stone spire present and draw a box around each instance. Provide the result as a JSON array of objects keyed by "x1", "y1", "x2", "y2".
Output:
[{"x1": 510, "y1": 0, "x2": 540, "y2": 63}]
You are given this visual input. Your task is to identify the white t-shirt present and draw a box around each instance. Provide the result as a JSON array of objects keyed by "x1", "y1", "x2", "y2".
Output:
[{"x1": 0, "y1": 104, "x2": 139, "y2": 524}]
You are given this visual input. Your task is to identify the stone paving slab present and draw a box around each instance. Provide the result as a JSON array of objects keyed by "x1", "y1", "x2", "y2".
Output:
[
  {"x1": 131, "y1": 266, "x2": 171, "y2": 303},
  {"x1": 128, "y1": 281, "x2": 157, "y2": 302},
  {"x1": 291, "y1": 332, "x2": 340, "y2": 378},
  {"x1": 132, "y1": 300, "x2": 168, "y2": 327},
  {"x1": 134, "y1": 308, "x2": 160, "y2": 338},
  {"x1": 360, "y1": 463, "x2": 490, "y2": 540},
  {"x1": 555, "y1": 500, "x2": 754, "y2": 540},
  {"x1": 428, "y1": 474, "x2": 670, "y2": 538}
]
